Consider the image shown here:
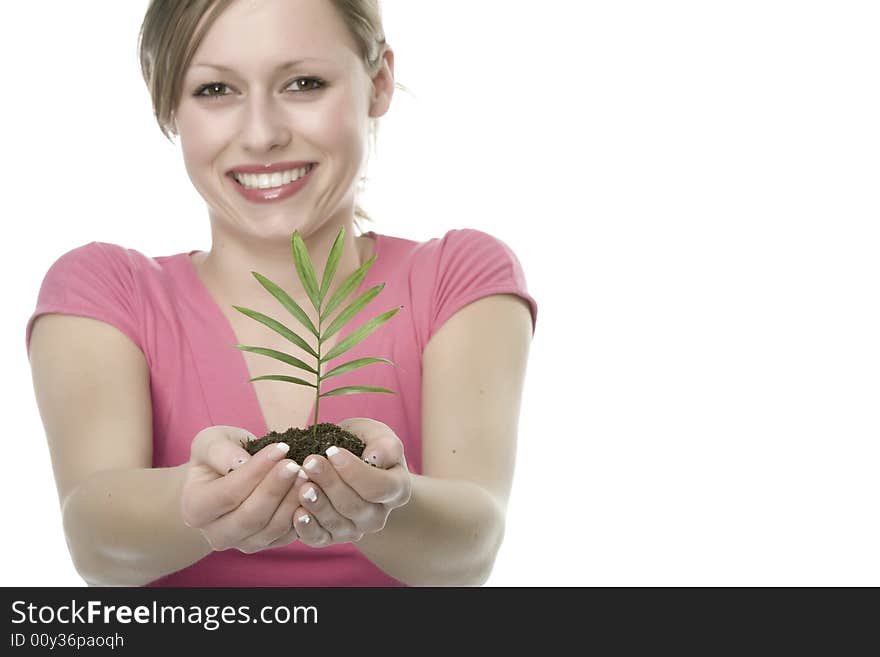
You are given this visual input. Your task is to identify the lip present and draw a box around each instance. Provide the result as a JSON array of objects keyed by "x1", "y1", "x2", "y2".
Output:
[
  {"x1": 227, "y1": 163, "x2": 317, "y2": 203},
  {"x1": 227, "y1": 160, "x2": 315, "y2": 175}
]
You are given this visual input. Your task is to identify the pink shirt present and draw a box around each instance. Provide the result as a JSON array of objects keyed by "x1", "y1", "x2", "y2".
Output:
[{"x1": 25, "y1": 228, "x2": 538, "y2": 586}]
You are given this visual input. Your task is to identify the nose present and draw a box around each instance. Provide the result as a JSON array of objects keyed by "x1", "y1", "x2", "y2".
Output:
[{"x1": 238, "y1": 93, "x2": 292, "y2": 152}]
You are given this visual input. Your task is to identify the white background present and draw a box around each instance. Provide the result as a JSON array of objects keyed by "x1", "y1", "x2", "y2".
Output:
[{"x1": 2, "y1": 1, "x2": 878, "y2": 586}]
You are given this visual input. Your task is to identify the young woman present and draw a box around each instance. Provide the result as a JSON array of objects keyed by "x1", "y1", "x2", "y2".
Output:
[{"x1": 26, "y1": 0, "x2": 537, "y2": 587}]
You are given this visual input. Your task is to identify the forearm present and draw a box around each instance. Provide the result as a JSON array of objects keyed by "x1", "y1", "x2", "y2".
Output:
[
  {"x1": 356, "y1": 474, "x2": 506, "y2": 586},
  {"x1": 62, "y1": 465, "x2": 212, "y2": 586}
]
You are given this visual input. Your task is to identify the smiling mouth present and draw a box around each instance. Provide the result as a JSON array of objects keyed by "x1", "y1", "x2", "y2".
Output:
[{"x1": 230, "y1": 163, "x2": 316, "y2": 190}]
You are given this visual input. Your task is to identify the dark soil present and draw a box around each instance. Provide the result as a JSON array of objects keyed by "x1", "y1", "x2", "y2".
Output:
[{"x1": 241, "y1": 422, "x2": 367, "y2": 466}]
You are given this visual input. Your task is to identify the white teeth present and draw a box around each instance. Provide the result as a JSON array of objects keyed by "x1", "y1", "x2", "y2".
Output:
[{"x1": 234, "y1": 164, "x2": 313, "y2": 189}]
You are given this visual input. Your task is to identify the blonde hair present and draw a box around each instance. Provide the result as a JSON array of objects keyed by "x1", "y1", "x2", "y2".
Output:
[{"x1": 137, "y1": 0, "x2": 406, "y2": 232}]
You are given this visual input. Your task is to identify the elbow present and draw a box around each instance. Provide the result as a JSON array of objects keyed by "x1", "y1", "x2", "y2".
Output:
[
  {"x1": 61, "y1": 513, "x2": 111, "y2": 586},
  {"x1": 438, "y1": 500, "x2": 507, "y2": 587},
  {"x1": 63, "y1": 520, "x2": 150, "y2": 587},
  {"x1": 61, "y1": 503, "x2": 111, "y2": 586},
  {"x1": 61, "y1": 487, "x2": 150, "y2": 587},
  {"x1": 466, "y1": 511, "x2": 506, "y2": 586},
  {"x1": 61, "y1": 484, "x2": 102, "y2": 585}
]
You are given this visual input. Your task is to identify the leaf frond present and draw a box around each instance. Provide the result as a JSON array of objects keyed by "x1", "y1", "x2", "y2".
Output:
[
  {"x1": 231, "y1": 306, "x2": 318, "y2": 359},
  {"x1": 319, "y1": 385, "x2": 396, "y2": 397},
  {"x1": 251, "y1": 271, "x2": 319, "y2": 338},
  {"x1": 232, "y1": 345, "x2": 318, "y2": 375}
]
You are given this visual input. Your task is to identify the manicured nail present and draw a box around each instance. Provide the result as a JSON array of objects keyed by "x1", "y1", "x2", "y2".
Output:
[
  {"x1": 230, "y1": 456, "x2": 249, "y2": 471},
  {"x1": 269, "y1": 443, "x2": 290, "y2": 460},
  {"x1": 303, "y1": 487, "x2": 318, "y2": 503},
  {"x1": 281, "y1": 462, "x2": 300, "y2": 479},
  {"x1": 304, "y1": 457, "x2": 322, "y2": 474},
  {"x1": 298, "y1": 514, "x2": 311, "y2": 525},
  {"x1": 297, "y1": 468, "x2": 309, "y2": 481},
  {"x1": 326, "y1": 445, "x2": 345, "y2": 466}
]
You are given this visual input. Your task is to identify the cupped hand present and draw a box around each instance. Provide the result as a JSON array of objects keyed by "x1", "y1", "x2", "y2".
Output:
[
  {"x1": 180, "y1": 426, "x2": 308, "y2": 553},
  {"x1": 291, "y1": 418, "x2": 412, "y2": 548}
]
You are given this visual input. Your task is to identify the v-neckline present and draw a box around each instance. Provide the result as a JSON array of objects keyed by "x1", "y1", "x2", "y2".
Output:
[{"x1": 181, "y1": 231, "x2": 381, "y2": 437}]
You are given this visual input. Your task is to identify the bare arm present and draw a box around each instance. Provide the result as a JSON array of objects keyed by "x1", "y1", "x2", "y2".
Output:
[
  {"x1": 357, "y1": 294, "x2": 532, "y2": 585},
  {"x1": 29, "y1": 314, "x2": 210, "y2": 586},
  {"x1": 292, "y1": 294, "x2": 533, "y2": 585},
  {"x1": 61, "y1": 465, "x2": 212, "y2": 586},
  {"x1": 355, "y1": 474, "x2": 506, "y2": 586}
]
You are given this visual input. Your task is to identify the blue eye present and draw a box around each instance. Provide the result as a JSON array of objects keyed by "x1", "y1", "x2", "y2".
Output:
[{"x1": 194, "y1": 76, "x2": 326, "y2": 99}]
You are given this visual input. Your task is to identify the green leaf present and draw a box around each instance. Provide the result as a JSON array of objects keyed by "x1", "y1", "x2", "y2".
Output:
[
  {"x1": 249, "y1": 375, "x2": 316, "y2": 389},
  {"x1": 322, "y1": 357, "x2": 398, "y2": 380},
  {"x1": 322, "y1": 306, "x2": 402, "y2": 362},
  {"x1": 320, "y1": 226, "x2": 345, "y2": 303},
  {"x1": 319, "y1": 385, "x2": 396, "y2": 397},
  {"x1": 232, "y1": 345, "x2": 318, "y2": 375},
  {"x1": 251, "y1": 271, "x2": 319, "y2": 339},
  {"x1": 231, "y1": 305, "x2": 318, "y2": 359},
  {"x1": 321, "y1": 255, "x2": 376, "y2": 321},
  {"x1": 321, "y1": 284, "x2": 385, "y2": 343},
  {"x1": 291, "y1": 231, "x2": 322, "y2": 312}
]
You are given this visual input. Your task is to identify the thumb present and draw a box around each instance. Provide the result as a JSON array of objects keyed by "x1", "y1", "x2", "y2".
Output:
[
  {"x1": 191, "y1": 425, "x2": 257, "y2": 475},
  {"x1": 338, "y1": 418, "x2": 404, "y2": 470}
]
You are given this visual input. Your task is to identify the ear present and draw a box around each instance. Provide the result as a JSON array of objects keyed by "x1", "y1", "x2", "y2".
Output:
[{"x1": 369, "y1": 47, "x2": 395, "y2": 119}]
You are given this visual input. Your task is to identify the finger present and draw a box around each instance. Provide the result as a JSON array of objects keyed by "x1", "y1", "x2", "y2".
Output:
[
  {"x1": 337, "y1": 418, "x2": 405, "y2": 470},
  {"x1": 297, "y1": 482, "x2": 359, "y2": 543},
  {"x1": 203, "y1": 457, "x2": 302, "y2": 550},
  {"x1": 236, "y1": 475, "x2": 304, "y2": 553},
  {"x1": 308, "y1": 449, "x2": 387, "y2": 528},
  {"x1": 322, "y1": 446, "x2": 407, "y2": 505},
  {"x1": 183, "y1": 442, "x2": 291, "y2": 528},
  {"x1": 191, "y1": 426, "x2": 257, "y2": 474},
  {"x1": 263, "y1": 527, "x2": 299, "y2": 550},
  {"x1": 293, "y1": 507, "x2": 331, "y2": 548}
]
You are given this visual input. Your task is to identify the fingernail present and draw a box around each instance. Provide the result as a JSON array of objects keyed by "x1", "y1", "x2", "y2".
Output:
[
  {"x1": 303, "y1": 487, "x2": 318, "y2": 503},
  {"x1": 230, "y1": 456, "x2": 249, "y2": 471},
  {"x1": 297, "y1": 468, "x2": 309, "y2": 481},
  {"x1": 326, "y1": 445, "x2": 345, "y2": 466},
  {"x1": 269, "y1": 443, "x2": 290, "y2": 460},
  {"x1": 304, "y1": 457, "x2": 322, "y2": 474},
  {"x1": 298, "y1": 514, "x2": 311, "y2": 525},
  {"x1": 280, "y1": 462, "x2": 300, "y2": 479}
]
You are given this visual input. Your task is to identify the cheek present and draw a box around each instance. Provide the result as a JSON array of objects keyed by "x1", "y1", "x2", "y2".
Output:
[
  {"x1": 179, "y1": 116, "x2": 229, "y2": 172},
  {"x1": 304, "y1": 95, "x2": 369, "y2": 157}
]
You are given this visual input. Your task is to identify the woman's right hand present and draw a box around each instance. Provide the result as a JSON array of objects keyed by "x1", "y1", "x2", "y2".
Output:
[{"x1": 180, "y1": 426, "x2": 306, "y2": 553}]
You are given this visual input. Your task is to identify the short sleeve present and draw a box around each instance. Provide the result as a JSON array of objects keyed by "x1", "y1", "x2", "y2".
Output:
[
  {"x1": 429, "y1": 229, "x2": 538, "y2": 342},
  {"x1": 25, "y1": 241, "x2": 144, "y2": 358}
]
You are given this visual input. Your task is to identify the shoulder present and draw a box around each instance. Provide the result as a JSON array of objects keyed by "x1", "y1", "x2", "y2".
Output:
[
  {"x1": 26, "y1": 241, "x2": 158, "y2": 357},
  {"x1": 400, "y1": 227, "x2": 532, "y2": 294},
  {"x1": 412, "y1": 227, "x2": 519, "y2": 259},
  {"x1": 421, "y1": 228, "x2": 537, "y2": 339},
  {"x1": 364, "y1": 228, "x2": 537, "y2": 350},
  {"x1": 46, "y1": 240, "x2": 155, "y2": 277}
]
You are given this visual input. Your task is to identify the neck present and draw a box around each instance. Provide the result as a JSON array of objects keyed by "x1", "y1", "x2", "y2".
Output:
[{"x1": 193, "y1": 218, "x2": 371, "y2": 319}]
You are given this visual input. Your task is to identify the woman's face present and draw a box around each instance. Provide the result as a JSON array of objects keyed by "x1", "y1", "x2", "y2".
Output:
[{"x1": 173, "y1": 0, "x2": 390, "y2": 240}]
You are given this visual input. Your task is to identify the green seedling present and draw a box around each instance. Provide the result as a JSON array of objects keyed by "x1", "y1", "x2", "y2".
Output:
[{"x1": 230, "y1": 225, "x2": 401, "y2": 444}]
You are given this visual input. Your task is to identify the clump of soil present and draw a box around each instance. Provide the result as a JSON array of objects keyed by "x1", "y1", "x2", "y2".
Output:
[{"x1": 241, "y1": 422, "x2": 367, "y2": 466}]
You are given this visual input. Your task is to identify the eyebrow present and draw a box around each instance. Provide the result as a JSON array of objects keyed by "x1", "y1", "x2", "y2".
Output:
[{"x1": 191, "y1": 58, "x2": 329, "y2": 73}]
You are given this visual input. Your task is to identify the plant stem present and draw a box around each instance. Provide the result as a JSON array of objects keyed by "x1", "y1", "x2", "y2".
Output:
[{"x1": 312, "y1": 310, "x2": 322, "y2": 442}]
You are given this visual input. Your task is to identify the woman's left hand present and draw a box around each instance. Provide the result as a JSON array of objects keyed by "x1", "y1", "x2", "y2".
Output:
[{"x1": 292, "y1": 418, "x2": 412, "y2": 548}]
